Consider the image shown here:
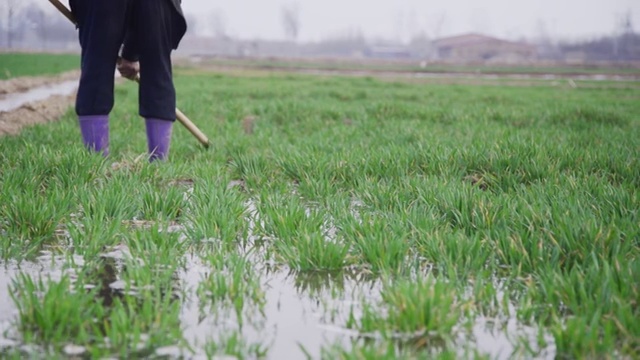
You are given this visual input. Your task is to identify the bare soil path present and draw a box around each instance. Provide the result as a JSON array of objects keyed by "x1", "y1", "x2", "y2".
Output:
[
  {"x1": 0, "y1": 94, "x2": 76, "y2": 136},
  {"x1": 0, "y1": 70, "x2": 80, "y2": 96},
  {"x1": 0, "y1": 71, "x2": 81, "y2": 136}
]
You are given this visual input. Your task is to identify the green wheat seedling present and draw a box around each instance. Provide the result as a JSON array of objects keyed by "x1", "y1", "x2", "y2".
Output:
[
  {"x1": 320, "y1": 341, "x2": 474, "y2": 360},
  {"x1": 184, "y1": 181, "x2": 248, "y2": 247},
  {"x1": 520, "y1": 260, "x2": 639, "y2": 357},
  {"x1": 125, "y1": 227, "x2": 188, "y2": 267},
  {"x1": 257, "y1": 192, "x2": 352, "y2": 271},
  {"x1": 413, "y1": 227, "x2": 494, "y2": 281},
  {"x1": 10, "y1": 274, "x2": 105, "y2": 349},
  {"x1": 197, "y1": 250, "x2": 266, "y2": 325},
  {"x1": 204, "y1": 330, "x2": 269, "y2": 360},
  {"x1": 288, "y1": 267, "x2": 375, "y2": 300},
  {"x1": 346, "y1": 276, "x2": 462, "y2": 349},
  {"x1": 10, "y1": 270, "x2": 180, "y2": 357},
  {"x1": 228, "y1": 152, "x2": 279, "y2": 189},
  {"x1": 76, "y1": 181, "x2": 140, "y2": 221},
  {"x1": 139, "y1": 184, "x2": 187, "y2": 221},
  {"x1": 65, "y1": 216, "x2": 125, "y2": 257},
  {"x1": 275, "y1": 149, "x2": 341, "y2": 201},
  {"x1": 98, "y1": 289, "x2": 184, "y2": 358},
  {"x1": 275, "y1": 231, "x2": 352, "y2": 271},
  {"x1": 550, "y1": 315, "x2": 619, "y2": 359},
  {"x1": 1, "y1": 184, "x2": 73, "y2": 259},
  {"x1": 338, "y1": 209, "x2": 411, "y2": 274}
]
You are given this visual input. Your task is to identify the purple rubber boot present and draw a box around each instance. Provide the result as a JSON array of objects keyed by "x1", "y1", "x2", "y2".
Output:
[
  {"x1": 145, "y1": 118, "x2": 173, "y2": 162},
  {"x1": 79, "y1": 115, "x2": 109, "y2": 156}
]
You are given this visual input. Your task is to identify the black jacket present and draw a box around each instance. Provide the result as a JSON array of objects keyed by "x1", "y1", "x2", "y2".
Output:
[
  {"x1": 121, "y1": 0, "x2": 187, "y2": 60},
  {"x1": 168, "y1": 0, "x2": 187, "y2": 49},
  {"x1": 70, "y1": 0, "x2": 187, "y2": 61}
]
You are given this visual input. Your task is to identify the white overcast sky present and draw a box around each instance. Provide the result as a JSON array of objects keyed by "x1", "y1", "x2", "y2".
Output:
[
  {"x1": 23, "y1": 0, "x2": 637, "y2": 41},
  {"x1": 179, "y1": 0, "x2": 639, "y2": 41}
]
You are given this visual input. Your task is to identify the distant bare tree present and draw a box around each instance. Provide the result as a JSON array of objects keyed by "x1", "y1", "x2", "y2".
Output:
[
  {"x1": 41, "y1": 9, "x2": 77, "y2": 46},
  {"x1": 430, "y1": 12, "x2": 447, "y2": 39},
  {"x1": 394, "y1": 11, "x2": 404, "y2": 41},
  {"x1": 21, "y1": 3, "x2": 47, "y2": 48},
  {"x1": 534, "y1": 19, "x2": 561, "y2": 60},
  {"x1": 619, "y1": 10, "x2": 636, "y2": 60},
  {"x1": 613, "y1": 10, "x2": 635, "y2": 59},
  {"x1": 281, "y1": 3, "x2": 300, "y2": 41},
  {"x1": 211, "y1": 9, "x2": 228, "y2": 39},
  {"x1": 4, "y1": 0, "x2": 21, "y2": 48},
  {"x1": 619, "y1": 10, "x2": 635, "y2": 35}
]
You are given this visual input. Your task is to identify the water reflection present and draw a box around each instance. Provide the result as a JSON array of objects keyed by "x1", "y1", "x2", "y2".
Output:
[
  {"x1": 0, "y1": 245, "x2": 556, "y2": 359},
  {"x1": 0, "y1": 81, "x2": 77, "y2": 112}
]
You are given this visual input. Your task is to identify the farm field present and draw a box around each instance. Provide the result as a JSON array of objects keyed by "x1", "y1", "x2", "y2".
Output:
[
  {"x1": 0, "y1": 61, "x2": 639, "y2": 359},
  {"x1": 0, "y1": 53, "x2": 79, "y2": 80},
  {"x1": 181, "y1": 56, "x2": 640, "y2": 78}
]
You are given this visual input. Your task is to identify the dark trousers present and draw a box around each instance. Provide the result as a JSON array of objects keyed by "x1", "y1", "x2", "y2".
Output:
[{"x1": 71, "y1": 0, "x2": 177, "y2": 121}]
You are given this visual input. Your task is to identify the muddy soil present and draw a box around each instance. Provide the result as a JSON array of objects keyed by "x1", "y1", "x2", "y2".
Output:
[
  {"x1": 0, "y1": 71, "x2": 81, "y2": 136},
  {"x1": 0, "y1": 70, "x2": 80, "y2": 97},
  {"x1": 0, "y1": 74, "x2": 132, "y2": 136},
  {"x1": 0, "y1": 94, "x2": 75, "y2": 136}
]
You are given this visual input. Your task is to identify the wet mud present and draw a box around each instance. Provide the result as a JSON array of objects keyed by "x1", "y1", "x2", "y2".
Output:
[
  {"x1": 0, "y1": 71, "x2": 81, "y2": 136},
  {"x1": 0, "y1": 70, "x2": 80, "y2": 97},
  {"x1": 0, "y1": 93, "x2": 76, "y2": 136}
]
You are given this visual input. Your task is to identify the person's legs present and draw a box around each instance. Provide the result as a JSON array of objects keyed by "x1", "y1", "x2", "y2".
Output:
[
  {"x1": 132, "y1": 0, "x2": 177, "y2": 161},
  {"x1": 73, "y1": 0, "x2": 130, "y2": 155}
]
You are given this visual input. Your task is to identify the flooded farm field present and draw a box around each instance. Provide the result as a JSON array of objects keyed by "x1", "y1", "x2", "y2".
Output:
[{"x1": 1, "y1": 67, "x2": 639, "y2": 359}]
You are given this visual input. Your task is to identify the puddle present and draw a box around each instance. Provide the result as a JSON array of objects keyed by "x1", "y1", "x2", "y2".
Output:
[
  {"x1": 0, "y1": 80, "x2": 78, "y2": 113},
  {"x1": 178, "y1": 256, "x2": 380, "y2": 358},
  {"x1": 0, "y1": 248, "x2": 556, "y2": 358},
  {"x1": 0, "y1": 263, "x2": 30, "y2": 346},
  {"x1": 0, "y1": 251, "x2": 83, "y2": 350},
  {"x1": 0, "y1": 193, "x2": 556, "y2": 358},
  {"x1": 1, "y1": 252, "x2": 553, "y2": 358}
]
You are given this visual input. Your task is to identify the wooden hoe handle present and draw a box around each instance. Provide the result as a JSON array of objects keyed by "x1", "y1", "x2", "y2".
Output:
[{"x1": 49, "y1": 0, "x2": 76, "y2": 24}]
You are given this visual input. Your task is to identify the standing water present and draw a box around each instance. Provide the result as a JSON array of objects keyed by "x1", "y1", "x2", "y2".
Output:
[{"x1": 0, "y1": 81, "x2": 78, "y2": 113}]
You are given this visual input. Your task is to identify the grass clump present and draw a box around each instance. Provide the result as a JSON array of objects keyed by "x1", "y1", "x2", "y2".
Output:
[
  {"x1": 10, "y1": 275, "x2": 104, "y2": 346},
  {"x1": 347, "y1": 277, "x2": 462, "y2": 340},
  {"x1": 197, "y1": 250, "x2": 266, "y2": 325},
  {"x1": 258, "y1": 192, "x2": 352, "y2": 271},
  {"x1": 204, "y1": 331, "x2": 269, "y2": 359},
  {"x1": 10, "y1": 272, "x2": 184, "y2": 358},
  {"x1": 184, "y1": 180, "x2": 248, "y2": 246},
  {"x1": 340, "y1": 211, "x2": 411, "y2": 273}
]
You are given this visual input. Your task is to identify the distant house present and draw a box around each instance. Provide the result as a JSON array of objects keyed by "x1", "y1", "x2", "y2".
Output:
[{"x1": 433, "y1": 33, "x2": 536, "y2": 63}]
